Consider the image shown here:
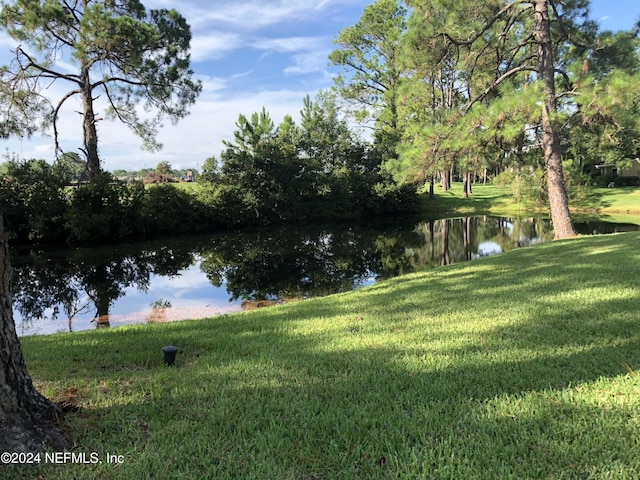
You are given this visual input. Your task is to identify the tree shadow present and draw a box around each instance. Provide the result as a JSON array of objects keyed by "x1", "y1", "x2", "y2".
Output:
[{"x1": 567, "y1": 186, "x2": 613, "y2": 212}]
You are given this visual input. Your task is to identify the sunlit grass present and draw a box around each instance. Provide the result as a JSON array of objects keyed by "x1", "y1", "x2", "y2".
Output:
[
  {"x1": 422, "y1": 182, "x2": 640, "y2": 219},
  {"x1": 7, "y1": 232, "x2": 640, "y2": 479},
  {"x1": 581, "y1": 185, "x2": 640, "y2": 214}
]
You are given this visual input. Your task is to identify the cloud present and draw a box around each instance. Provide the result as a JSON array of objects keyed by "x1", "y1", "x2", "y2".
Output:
[
  {"x1": 185, "y1": 1, "x2": 335, "y2": 31},
  {"x1": 250, "y1": 36, "x2": 328, "y2": 53},
  {"x1": 284, "y1": 49, "x2": 334, "y2": 75},
  {"x1": 190, "y1": 31, "x2": 243, "y2": 62},
  {"x1": 249, "y1": 36, "x2": 333, "y2": 76}
]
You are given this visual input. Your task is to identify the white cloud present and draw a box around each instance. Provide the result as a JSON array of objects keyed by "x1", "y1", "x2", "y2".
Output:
[
  {"x1": 34, "y1": 144, "x2": 54, "y2": 154},
  {"x1": 250, "y1": 36, "x2": 328, "y2": 53},
  {"x1": 185, "y1": 1, "x2": 334, "y2": 31},
  {"x1": 190, "y1": 31, "x2": 243, "y2": 62},
  {"x1": 284, "y1": 49, "x2": 333, "y2": 75}
]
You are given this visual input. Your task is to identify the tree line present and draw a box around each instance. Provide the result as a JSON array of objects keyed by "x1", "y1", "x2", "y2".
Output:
[
  {"x1": 1, "y1": 0, "x2": 637, "y2": 244},
  {"x1": 0, "y1": 92, "x2": 417, "y2": 246}
]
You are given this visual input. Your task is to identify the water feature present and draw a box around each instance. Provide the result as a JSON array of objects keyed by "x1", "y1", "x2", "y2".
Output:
[{"x1": 11, "y1": 216, "x2": 639, "y2": 336}]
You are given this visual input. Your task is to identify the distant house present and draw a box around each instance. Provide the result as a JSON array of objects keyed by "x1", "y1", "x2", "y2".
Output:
[
  {"x1": 595, "y1": 158, "x2": 640, "y2": 177},
  {"x1": 620, "y1": 158, "x2": 640, "y2": 177}
]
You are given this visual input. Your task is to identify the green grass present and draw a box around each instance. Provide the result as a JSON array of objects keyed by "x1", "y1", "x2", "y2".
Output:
[
  {"x1": 420, "y1": 183, "x2": 525, "y2": 216},
  {"x1": 422, "y1": 182, "x2": 640, "y2": 221},
  {"x1": 7, "y1": 231, "x2": 640, "y2": 479},
  {"x1": 170, "y1": 181, "x2": 201, "y2": 193},
  {"x1": 569, "y1": 185, "x2": 640, "y2": 215}
]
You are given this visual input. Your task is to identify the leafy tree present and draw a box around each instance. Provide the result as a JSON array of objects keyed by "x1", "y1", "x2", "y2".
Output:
[
  {"x1": 199, "y1": 156, "x2": 220, "y2": 184},
  {"x1": 156, "y1": 160, "x2": 172, "y2": 175},
  {"x1": 299, "y1": 92, "x2": 362, "y2": 212},
  {"x1": 0, "y1": 0, "x2": 202, "y2": 180},
  {"x1": 216, "y1": 108, "x2": 301, "y2": 224}
]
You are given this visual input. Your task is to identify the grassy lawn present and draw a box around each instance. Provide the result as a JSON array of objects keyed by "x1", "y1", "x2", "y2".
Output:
[
  {"x1": 420, "y1": 183, "x2": 529, "y2": 217},
  {"x1": 422, "y1": 182, "x2": 640, "y2": 223},
  {"x1": 170, "y1": 181, "x2": 201, "y2": 193},
  {"x1": 8, "y1": 231, "x2": 640, "y2": 479},
  {"x1": 569, "y1": 186, "x2": 640, "y2": 216}
]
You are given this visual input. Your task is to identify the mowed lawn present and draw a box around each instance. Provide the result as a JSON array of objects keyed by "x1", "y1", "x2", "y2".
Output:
[
  {"x1": 6, "y1": 231, "x2": 640, "y2": 479},
  {"x1": 422, "y1": 182, "x2": 640, "y2": 219}
]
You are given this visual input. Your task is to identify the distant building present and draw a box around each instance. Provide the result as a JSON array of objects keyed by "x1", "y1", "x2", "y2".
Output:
[
  {"x1": 620, "y1": 159, "x2": 640, "y2": 177},
  {"x1": 595, "y1": 158, "x2": 640, "y2": 177}
]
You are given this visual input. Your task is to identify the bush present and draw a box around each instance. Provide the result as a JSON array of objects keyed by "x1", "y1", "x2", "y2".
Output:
[
  {"x1": 494, "y1": 168, "x2": 545, "y2": 204},
  {"x1": 140, "y1": 184, "x2": 211, "y2": 236},
  {"x1": 594, "y1": 174, "x2": 640, "y2": 187},
  {"x1": 65, "y1": 173, "x2": 144, "y2": 244},
  {"x1": 365, "y1": 181, "x2": 420, "y2": 216},
  {"x1": 0, "y1": 159, "x2": 67, "y2": 243}
]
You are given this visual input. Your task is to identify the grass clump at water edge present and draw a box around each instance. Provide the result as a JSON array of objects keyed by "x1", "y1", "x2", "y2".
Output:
[{"x1": 6, "y1": 231, "x2": 640, "y2": 479}]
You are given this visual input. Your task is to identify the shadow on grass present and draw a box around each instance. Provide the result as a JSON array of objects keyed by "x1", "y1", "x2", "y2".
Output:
[
  {"x1": 567, "y1": 187, "x2": 613, "y2": 212},
  {"x1": 16, "y1": 232, "x2": 640, "y2": 479}
]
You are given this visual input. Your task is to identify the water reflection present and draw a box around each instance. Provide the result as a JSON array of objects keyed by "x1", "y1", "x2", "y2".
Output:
[{"x1": 11, "y1": 216, "x2": 637, "y2": 335}]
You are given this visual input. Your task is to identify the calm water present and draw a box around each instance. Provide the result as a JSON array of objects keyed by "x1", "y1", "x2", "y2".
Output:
[{"x1": 11, "y1": 216, "x2": 639, "y2": 336}]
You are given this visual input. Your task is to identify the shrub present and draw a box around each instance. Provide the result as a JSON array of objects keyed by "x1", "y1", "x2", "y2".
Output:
[
  {"x1": 0, "y1": 159, "x2": 67, "y2": 243},
  {"x1": 141, "y1": 184, "x2": 212, "y2": 236},
  {"x1": 65, "y1": 173, "x2": 144, "y2": 244},
  {"x1": 594, "y1": 174, "x2": 640, "y2": 187}
]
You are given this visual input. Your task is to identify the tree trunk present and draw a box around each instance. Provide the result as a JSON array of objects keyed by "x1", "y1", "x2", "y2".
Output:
[
  {"x1": 463, "y1": 217, "x2": 472, "y2": 261},
  {"x1": 462, "y1": 171, "x2": 472, "y2": 198},
  {"x1": 440, "y1": 219, "x2": 450, "y2": 266},
  {"x1": 462, "y1": 172, "x2": 469, "y2": 198},
  {"x1": 534, "y1": 0, "x2": 576, "y2": 239},
  {"x1": 0, "y1": 216, "x2": 72, "y2": 453},
  {"x1": 441, "y1": 168, "x2": 450, "y2": 191},
  {"x1": 81, "y1": 64, "x2": 100, "y2": 181}
]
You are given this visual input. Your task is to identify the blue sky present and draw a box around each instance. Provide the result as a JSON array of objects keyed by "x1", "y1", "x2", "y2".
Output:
[{"x1": 0, "y1": 0, "x2": 638, "y2": 172}]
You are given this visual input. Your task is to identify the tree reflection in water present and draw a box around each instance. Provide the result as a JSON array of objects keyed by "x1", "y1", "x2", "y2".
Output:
[
  {"x1": 12, "y1": 216, "x2": 632, "y2": 334},
  {"x1": 12, "y1": 243, "x2": 196, "y2": 333}
]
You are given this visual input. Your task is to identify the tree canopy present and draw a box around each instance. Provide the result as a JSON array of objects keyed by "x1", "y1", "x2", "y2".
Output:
[
  {"x1": 330, "y1": 0, "x2": 640, "y2": 239},
  {"x1": 0, "y1": 0, "x2": 202, "y2": 180}
]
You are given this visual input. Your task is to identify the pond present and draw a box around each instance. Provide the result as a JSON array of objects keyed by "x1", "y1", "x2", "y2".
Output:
[{"x1": 11, "y1": 216, "x2": 640, "y2": 336}]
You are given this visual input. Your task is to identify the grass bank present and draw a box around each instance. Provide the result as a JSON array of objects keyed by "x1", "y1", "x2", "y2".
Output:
[
  {"x1": 7, "y1": 231, "x2": 640, "y2": 479},
  {"x1": 421, "y1": 182, "x2": 640, "y2": 222}
]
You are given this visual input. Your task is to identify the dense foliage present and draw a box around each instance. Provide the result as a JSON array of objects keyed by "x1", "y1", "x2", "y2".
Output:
[
  {"x1": 200, "y1": 94, "x2": 418, "y2": 228},
  {"x1": 0, "y1": 94, "x2": 418, "y2": 245},
  {"x1": 0, "y1": 162, "x2": 203, "y2": 244}
]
